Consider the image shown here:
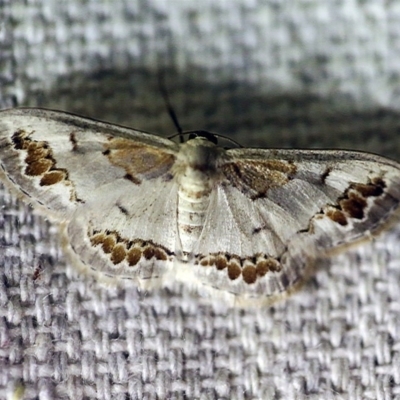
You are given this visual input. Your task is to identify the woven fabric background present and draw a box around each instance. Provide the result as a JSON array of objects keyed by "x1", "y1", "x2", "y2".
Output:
[{"x1": 2, "y1": 1, "x2": 400, "y2": 399}]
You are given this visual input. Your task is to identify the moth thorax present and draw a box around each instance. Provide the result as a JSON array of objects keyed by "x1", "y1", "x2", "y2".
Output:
[{"x1": 177, "y1": 166, "x2": 212, "y2": 253}]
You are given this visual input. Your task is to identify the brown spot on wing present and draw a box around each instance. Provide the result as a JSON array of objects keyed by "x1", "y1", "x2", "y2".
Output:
[
  {"x1": 313, "y1": 175, "x2": 388, "y2": 228},
  {"x1": 143, "y1": 246, "x2": 155, "y2": 260},
  {"x1": 12, "y1": 130, "x2": 31, "y2": 150},
  {"x1": 198, "y1": 253, "x2": 282, "y2": 284},
  {"x1": 227, "y1": 262, "x2": 241, "y2": 280},
  {"x1": 222, "y1": 159, "x2": 297, "y2": 199},
  {"x1": 11, "y1": 129, "x2": 80, "y2": 201},
  {"x1": 256, "y1": 261, "x2": 269, "y2": 277},
  {"x1": 25, "y1": 159, "x2": 53, "y2": 176},
  {"x1": 25, "y1": 142, "x2": 49, "y2": 163},
  {"x1": 40, "y1": 170, "x2": 66, "y2": 186},
  {"x1": 351, "y1": 179, "x2": 385, "y2": 197},
  {"x1": 104, "y1": 138, "x2": 176, "y2": 183},
  {"x1": 101, "y1": 234, "x2": 117, "y2": 254},
  {"x1": 127, "y1": 248, "x2": 142, "y2": 266},
  {"x1": 242, "y1": 265, "x2": 257, "y2": 284},
  {"x1": 154, "y1": 248, "x2": 168, "y2": 261},
  {"x1": 262, "y1": 258, "x2": 282, "y2": 273},
  {"x1": 215, "y1": 255, "x2": 227, "y2": 270},
  {"x1": 340, "y1": 192, "x2": 367, "y2": 219},
  {"x1": 111, "y1": 244, "x2": 127, "y2": 264},
  {"x1": 89, "y1": 229, "x2": 173, "y2": 267},
  {"x1": 91, "y1": 232, "x2": 107, "y2": 246},
  {"x1": 203, "y1": 256, "x2": 216, "y2": 267},
  {"x1": 325, "y1": 207, "x2": 348, "y2": 226}
]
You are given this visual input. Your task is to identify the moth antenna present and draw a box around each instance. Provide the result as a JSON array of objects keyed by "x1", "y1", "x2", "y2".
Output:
[{"x1": 157, "y1": 71, "x2": 184, "y2": 143}]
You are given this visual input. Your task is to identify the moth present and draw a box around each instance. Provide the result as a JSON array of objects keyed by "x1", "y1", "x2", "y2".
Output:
[{"x1": 1, "y1": 107, "x2": 400, "y2": 305}]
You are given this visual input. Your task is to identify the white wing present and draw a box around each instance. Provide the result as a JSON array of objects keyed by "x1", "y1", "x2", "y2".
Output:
[
  {"x1": 0, "y1": 108, "x2": 181, "y2": 284},
  {"x1": 191, "y1": 148, "x2": 400, "y2": 303},
  {"x1": 0, "y1": 108, "x2": 178, "y2": 217}
]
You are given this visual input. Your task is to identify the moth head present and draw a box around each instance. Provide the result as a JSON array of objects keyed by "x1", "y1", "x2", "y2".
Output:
[
  {"x1": 176, "y1": 131, "x2": 223, "y2": 170},
  {"x1": 187, "y1": 131, "x2": 218, "y2": 145},
  {"x1": 169, "y1": 130, "x2": 240, "y2": 149}
]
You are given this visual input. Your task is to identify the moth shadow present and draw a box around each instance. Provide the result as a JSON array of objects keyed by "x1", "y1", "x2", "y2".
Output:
[{"x1": 22, "y1": 64, "x2": 400, "y2": 160}]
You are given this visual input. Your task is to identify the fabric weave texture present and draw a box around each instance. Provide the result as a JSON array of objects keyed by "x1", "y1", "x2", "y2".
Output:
[{"x1": 1, "y1": 1, "x2": 400, "y2": 399}]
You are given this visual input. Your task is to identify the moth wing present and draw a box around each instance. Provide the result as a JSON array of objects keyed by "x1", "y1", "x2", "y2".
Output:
[
  {"x1": 65, "y1": 176, "x2": 180, "y2": 286},
  {"x1": 191, "y1": 148, "x2": 400, "y2": 303},
  {"x1": 0, "y1": 108, "x2": 183, "y2": 286},
  {"x1": 0, "y1": 108, "x2": 178, "y2": 219}
]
